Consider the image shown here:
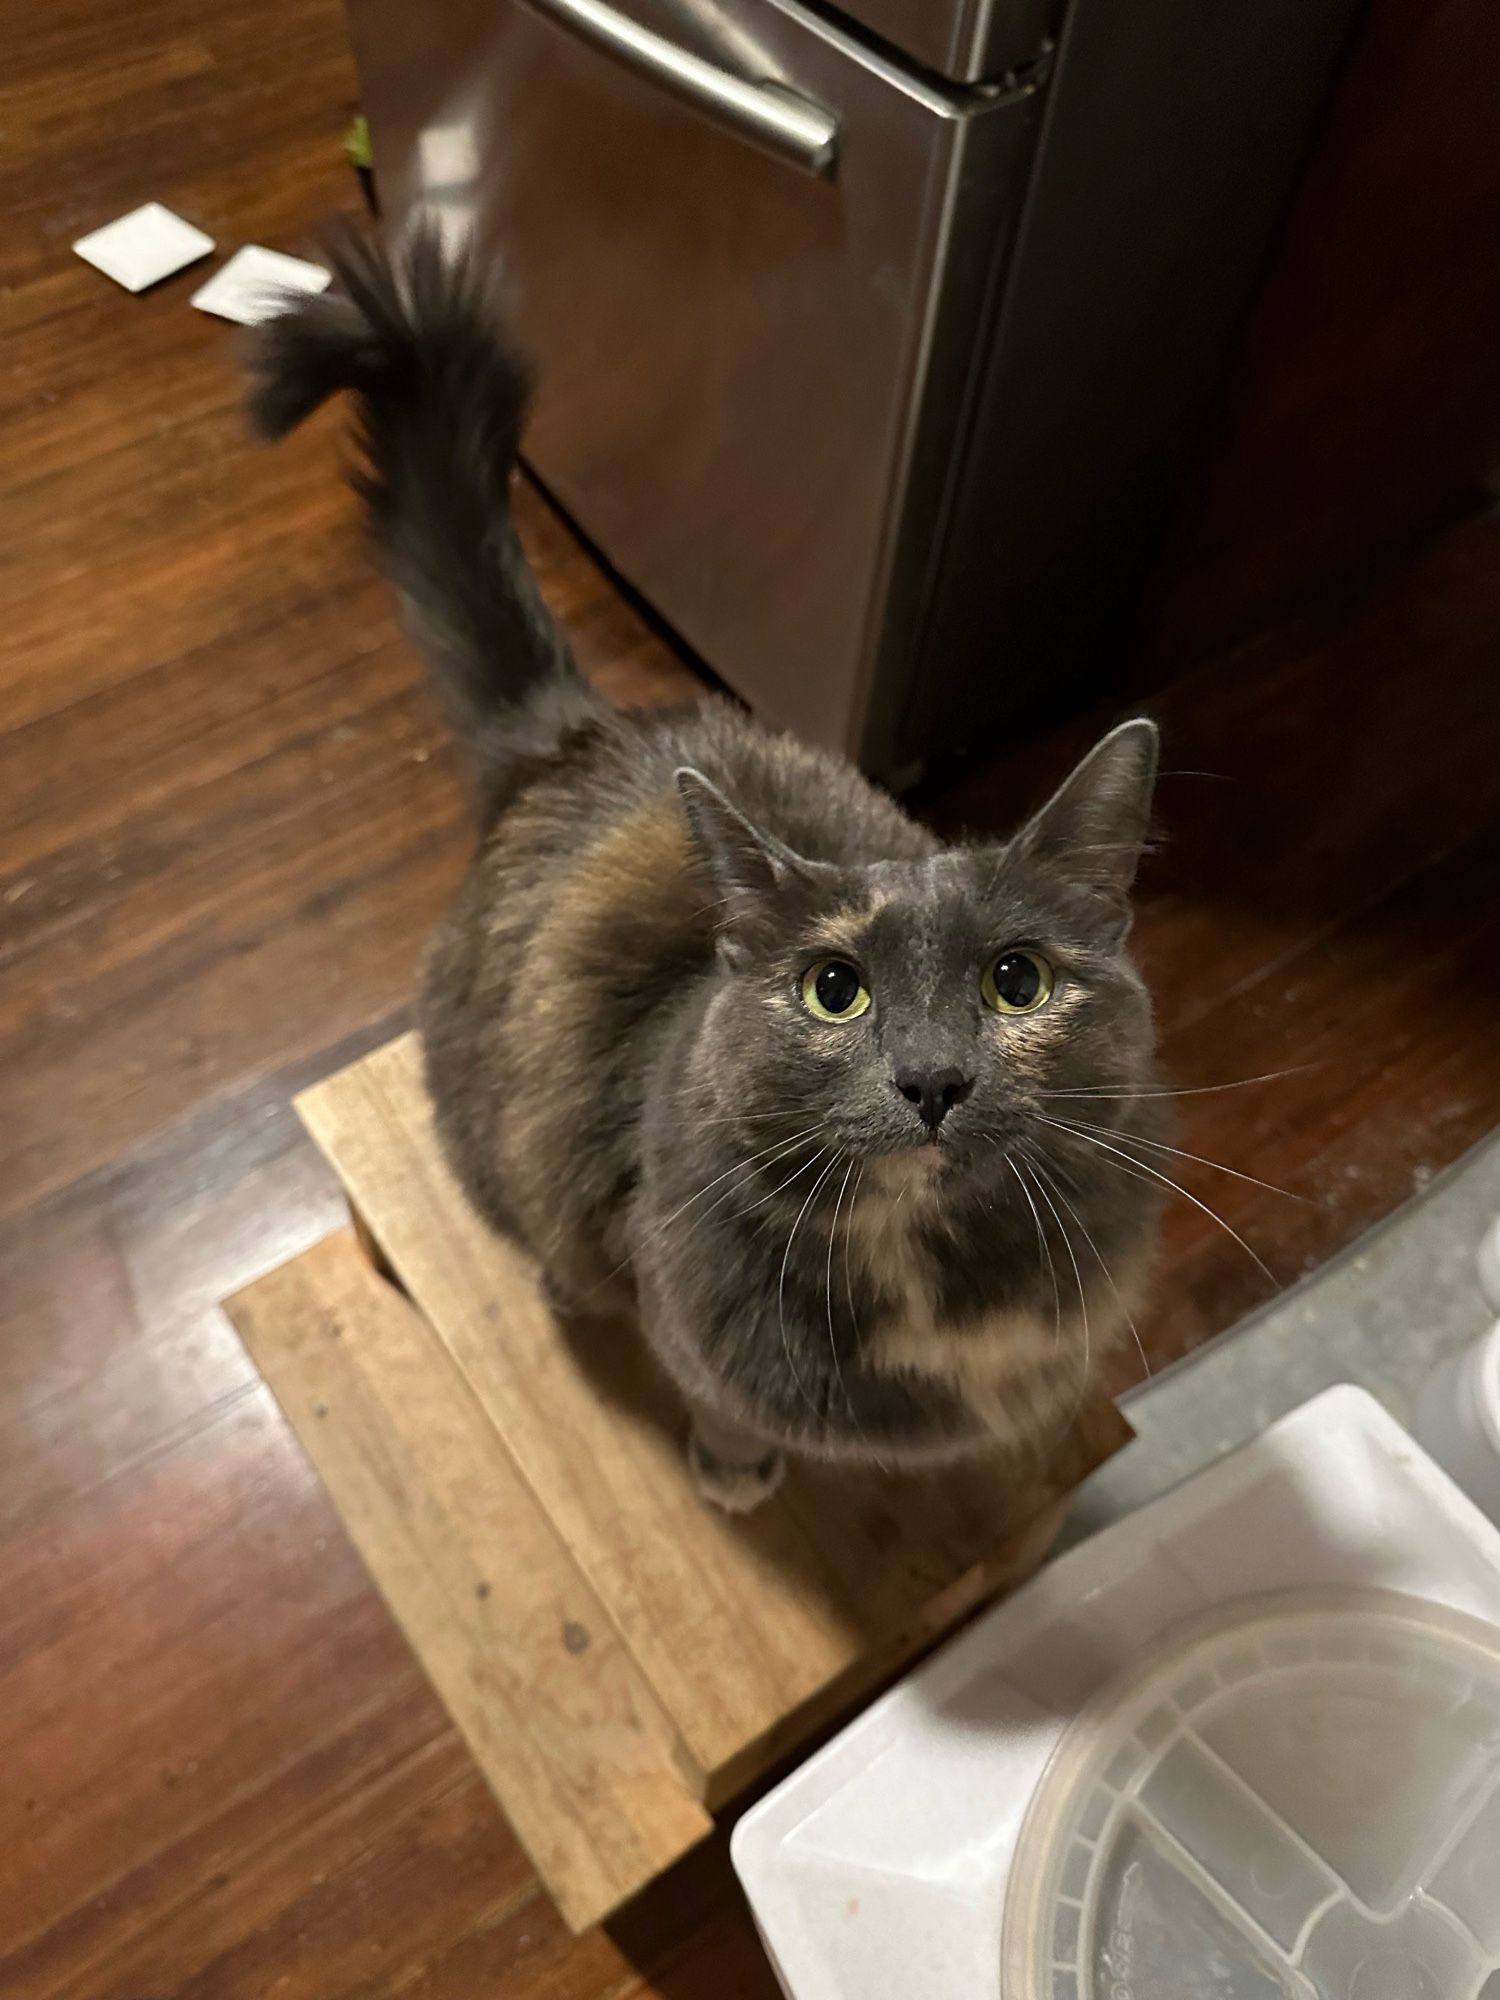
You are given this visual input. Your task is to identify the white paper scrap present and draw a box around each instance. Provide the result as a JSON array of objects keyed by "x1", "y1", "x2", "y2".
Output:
[
  {"x1": 73, "y1": 203, "x2": 215, "y2": 292},
  {"x1": 190, "y1": 246, "x2": 332, "y2": 326}
]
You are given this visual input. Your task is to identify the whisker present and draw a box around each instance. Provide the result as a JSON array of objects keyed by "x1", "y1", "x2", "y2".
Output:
[
  {"x1": 684, "y1": 1120, "x2": 824, "y2": 1136},
  {"x1": 600, "y1": 1124, "x2": 821, "y2": 1287},
  {"x1": 1032, "y1": 1143, "x2": 1085, "y2": 1198},
  {"x1": 779, "y1": 1151, "x2": 841, "y2": 1423},
  {"x1": 1008, "y1": 1155, "x2": 1060, "y2": 1349},
  {"x1": 647, "y1": 1125, "x2": 820, "y2": 1235},
  {"x1": 1024, "y1": 1159, "x2": 1090, "y2": 1382},
  {"x1": 1034, "y1": 1114, "x2": 1277, "y2": 1285},
  {"x1": 684, "y1": 890, "x2": 758, "y2": 929},
  {"x1": 1031, "y1": 1157, "x2": 1152, "y2": 1384},
  {"x1": 662, "y1": 1082, "x2": 810, "y2": 1123},
  {"x1": 1050, "y1": 1114, "x2": 1310, "y2": 1204},
  {"x1": 826, "y1": 1158, "x2": 861, "y2": 1430},
  {"x1": 841, "y1": 1164, "x2": 886, "y2": 1462},
  {"x1": 1055, "y1": 841, "x2": 1159, "y2": 858},
  {"x1": 1037, "y1": 1063, "x2": 1312, "y2": 1103},
  {"x1": 728, "y1": 1143, "x2": 829, "y2": 1217},
  {"x1": 842, "y1": 1161, "x2": 866, "y2": 1356}
]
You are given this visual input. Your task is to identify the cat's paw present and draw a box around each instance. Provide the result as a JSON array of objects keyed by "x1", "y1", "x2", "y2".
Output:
[{"x1": 688, "y1": 1432, "x2": 786, "y2": 1514}]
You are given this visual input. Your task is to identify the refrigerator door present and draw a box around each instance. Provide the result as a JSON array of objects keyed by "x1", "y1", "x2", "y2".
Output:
[{"x1": 350, "y1": 0, "x2": 1038, "y2": 756}]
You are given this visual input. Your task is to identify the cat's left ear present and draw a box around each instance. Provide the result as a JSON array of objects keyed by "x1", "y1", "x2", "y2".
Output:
[
  {"x1": 1010, "y1": 718, "x2": 1159, "y2": 913},
  {"x1": 676, "y1": 768, "x2": 824, "y2": 968}
]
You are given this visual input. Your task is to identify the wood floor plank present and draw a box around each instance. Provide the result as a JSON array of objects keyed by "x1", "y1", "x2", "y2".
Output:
[
  {"x1": 0, "y1": 766, "x2": 469, "y2": 1210},
  {"x1": 0, "y1": 1392, "x2": 452, "y2": 1960},
  {"x1": 1117, "y1": 819, "x2": 1500, "y2": 1376}
]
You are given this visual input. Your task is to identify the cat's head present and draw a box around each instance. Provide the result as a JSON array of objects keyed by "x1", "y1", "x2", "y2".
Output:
[{"x1": 675, "y1": 720, "x2": 1160, "y2": 1192}]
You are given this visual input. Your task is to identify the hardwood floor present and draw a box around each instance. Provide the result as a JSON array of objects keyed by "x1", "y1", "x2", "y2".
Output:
[{"x1": 2, "y1": 0, "x2": 1497, "y2": 1992}]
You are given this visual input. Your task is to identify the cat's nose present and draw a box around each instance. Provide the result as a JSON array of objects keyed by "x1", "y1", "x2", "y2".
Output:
[{"x1": 893, "y1": 1066, "x2": 973, "y2": 1130}]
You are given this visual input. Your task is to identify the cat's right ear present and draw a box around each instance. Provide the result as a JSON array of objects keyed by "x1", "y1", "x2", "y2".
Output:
[
  {"x1": 675, "y1": 769, "x2": 820, "y2": 969},
  {"x1": 1010, "y1": 718, "x2": 1159, "y2": 905}
]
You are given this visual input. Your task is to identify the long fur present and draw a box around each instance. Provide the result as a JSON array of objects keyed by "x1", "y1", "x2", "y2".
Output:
[
  {"x1": 249, "y1": 231, "x2": 1164, "y2": 1500},
  {"x1": 247, "y1": 223, "x2": 599, "y2": 815}
]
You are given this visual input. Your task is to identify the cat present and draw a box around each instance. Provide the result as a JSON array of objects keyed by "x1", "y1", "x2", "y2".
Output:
[{"x1": 249, "y1": 227, "x2": 1164, "y2": 1512}]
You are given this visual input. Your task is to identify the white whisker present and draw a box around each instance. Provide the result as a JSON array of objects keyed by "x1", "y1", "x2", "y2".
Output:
[
  {"x1": 1051, "y1": 1114, "x2": 1309, "y2": 1204},
  {"x1": 1034, "y1": 1113, "x2": 1277, "y2": 1285},
  {"x1": 1037, "y1": 1063, "x2": 1310, "y2": 1104},
  {"x1": 600, "y1": 1124, "x2": 821, "y2": 1288},
  {"x1": 1024, "y1": 1158, "x2": 1089, "y2": 1381},
  {"x1": 646, "y1": 1125, "x2": 819, "y2": 1236},
  {"x1": 826, "y1": 1158, "x2": 862, "y2": 1431},
  {"x1": 778, "y1": 1150, "x2": 840, "y2": 1422},
  {"x1": 729, "y1": 1144, "x2": 829, "y2": 1217},
  {"x1": 842, "y1": 1162, "x2": 867, "y2": 1355},
  {"x1": 1007, "y1": 1155, "x2": 1060, "y2": 1348},
  {"x1": 1031, "y1": 1156, "x2": 1151, "y2": 1384},
  {"x1": 690, "y1": 1121, "x2": 786, "y2": 1134}
]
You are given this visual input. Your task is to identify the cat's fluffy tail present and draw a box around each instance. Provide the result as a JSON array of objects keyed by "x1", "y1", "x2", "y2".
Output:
[{"x1": 247, "y1": 224, "x2": 601, "y2": 812}]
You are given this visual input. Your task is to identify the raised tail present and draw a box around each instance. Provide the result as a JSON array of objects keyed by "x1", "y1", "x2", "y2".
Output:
[{"x1": 247, "y1": 224, "x2": 601, "y2": 813}]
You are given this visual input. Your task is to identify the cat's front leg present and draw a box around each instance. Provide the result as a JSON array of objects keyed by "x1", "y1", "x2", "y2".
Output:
[{"x1": 687, "y1": 1407, "x2": 786, "y2": 1515}]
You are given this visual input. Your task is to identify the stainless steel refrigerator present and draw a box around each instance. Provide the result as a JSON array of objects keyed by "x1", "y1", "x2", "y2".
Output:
[{"x1": 346, "y1": 0, "x2": 1363, "y2": 777}]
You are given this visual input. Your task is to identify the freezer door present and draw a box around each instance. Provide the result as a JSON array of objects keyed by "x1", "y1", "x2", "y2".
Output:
[{"x1": 350, "y1": 0, "x2": 1037, "y2": 755}]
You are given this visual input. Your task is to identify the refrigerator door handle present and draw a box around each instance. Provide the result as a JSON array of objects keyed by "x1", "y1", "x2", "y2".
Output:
[{"x1": 517, "y1": 0, "x2": 840, "y2": 175}]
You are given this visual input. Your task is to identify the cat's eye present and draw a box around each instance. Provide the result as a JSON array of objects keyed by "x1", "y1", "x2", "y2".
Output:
[
  {"x1": 982, "y1": 949, "x2": 1055, "y2": 1015},
  {"x1": 801, "y1": 958, "x2": 871, "y2": 1022}
]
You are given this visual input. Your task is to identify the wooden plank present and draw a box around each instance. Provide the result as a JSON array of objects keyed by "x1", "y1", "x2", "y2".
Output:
[
  {"x1": 225, "y1": 1230, "x2": 710, "y2": 1931},
  {"x1": 297, "y1": 1038, "x2": 1128, "y2": 1801}
]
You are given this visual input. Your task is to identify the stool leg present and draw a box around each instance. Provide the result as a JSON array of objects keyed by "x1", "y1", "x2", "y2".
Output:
[{"x1": 350, "y1": 1202, "x2": 405, "y2": 1294}]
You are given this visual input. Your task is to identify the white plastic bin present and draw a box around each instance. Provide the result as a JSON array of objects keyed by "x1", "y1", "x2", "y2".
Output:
[{"x1": 733, "y1": 1387, "x2": 1500, "y2": 2000}]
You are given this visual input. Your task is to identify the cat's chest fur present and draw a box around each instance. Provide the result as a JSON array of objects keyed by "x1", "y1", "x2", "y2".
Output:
[{"x1": 844, "y1": 1162, "x2": 1075, "y2": 1433}]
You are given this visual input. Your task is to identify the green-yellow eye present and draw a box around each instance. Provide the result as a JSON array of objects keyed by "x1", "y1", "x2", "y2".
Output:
[
  {"x1": 982, "y1": 949, "x2": 1054, "y2": 1015},
  {"x1": 801, "y1": 958, "x2": 871, "y2": 1022}
]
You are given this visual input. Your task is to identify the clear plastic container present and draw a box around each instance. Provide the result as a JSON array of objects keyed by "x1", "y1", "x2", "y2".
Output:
[{"x1": 1002, "y1": 1590, "x2": 1500, "y2": 2000}]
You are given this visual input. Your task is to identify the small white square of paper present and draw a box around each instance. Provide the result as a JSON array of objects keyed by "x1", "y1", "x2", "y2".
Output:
[
  {"x1": 191, "y1": 246, "x2": 331, "y2": 326},
  {"x1": 73, "y1": 203, "x2": 215, "y2": 292}
]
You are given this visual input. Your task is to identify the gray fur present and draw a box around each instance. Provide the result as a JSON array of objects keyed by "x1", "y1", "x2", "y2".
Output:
[
  {"x1": 246, "y1": 223, "x2": 598, "y2": 817},
  {"x1": 251, "y1": 232, "x2": 1165, "y2": 1495}
]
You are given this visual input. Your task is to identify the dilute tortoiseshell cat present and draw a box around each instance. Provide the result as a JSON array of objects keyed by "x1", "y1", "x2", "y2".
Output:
[{"x1": 250, "y1": 229, "x2": 1163, "y2": 1511}]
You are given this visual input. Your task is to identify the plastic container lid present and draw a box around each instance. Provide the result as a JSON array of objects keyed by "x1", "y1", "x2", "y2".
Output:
[{"x1": 1002, "y1": 1590, "x2": 1500, "y2": 2000}]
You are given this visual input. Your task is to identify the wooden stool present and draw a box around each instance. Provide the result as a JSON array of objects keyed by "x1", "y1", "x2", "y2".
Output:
[{"x1": 225, "y1": 1035, "x2": 1130, "y2": 1930}]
